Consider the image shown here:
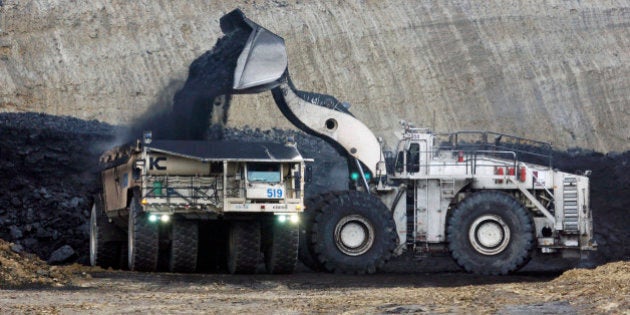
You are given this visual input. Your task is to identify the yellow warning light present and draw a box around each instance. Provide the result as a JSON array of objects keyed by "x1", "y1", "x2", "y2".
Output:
[{"x1": 141, "y1": 198, "x2": 148, "y2": 205}]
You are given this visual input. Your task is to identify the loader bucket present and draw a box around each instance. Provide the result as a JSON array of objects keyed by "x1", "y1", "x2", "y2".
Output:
[{"x1": 220, "y1": 9, "x2": 288, "y2": 93}]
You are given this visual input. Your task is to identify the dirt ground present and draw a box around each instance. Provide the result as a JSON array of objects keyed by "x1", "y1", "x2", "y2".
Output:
[{"x1": 1, "y1": 258, "x2": 628, "y2": 314}]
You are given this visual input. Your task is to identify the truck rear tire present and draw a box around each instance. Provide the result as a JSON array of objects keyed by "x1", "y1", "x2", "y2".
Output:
[
  {"x1": 264, "y1": 221, "x2": 299, "y2": 274},
  {"x1": 227, "y1": 221, "x2": 261, "y2": 274},
  {"x1": 311, "y1": 191, "x2": 397, "y2": 274},
  {"x1": 128, "y1": 195, "x2": 159, "y2": 272},
  {"x1": 298, "y1": 195, "x2": 326, "y2": 271},
  {"x1": 90, "y1": 194, "x2": 123, "y2": 269},
  {"x1": 447, "y1": 191, "x2": 534, "y2": 275},
  {"x1": 169, "y1": 218, "x2": 199, "y2": 273}
]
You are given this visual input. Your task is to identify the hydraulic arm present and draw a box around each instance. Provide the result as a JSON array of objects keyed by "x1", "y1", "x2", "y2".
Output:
[{"x1": 222, "y1": 9, "x2": 385, "y2": 179}]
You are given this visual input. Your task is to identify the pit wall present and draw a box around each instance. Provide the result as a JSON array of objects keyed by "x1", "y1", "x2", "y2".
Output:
[{"x1": 1, "y1": 1, "x2": 628, "y2": 152}]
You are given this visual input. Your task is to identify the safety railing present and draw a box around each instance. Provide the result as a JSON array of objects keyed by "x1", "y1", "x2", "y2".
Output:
[
  {"x1": 434, "y1": 131, "x2": 553, "y2": 168},
  {"x1": 142, "y1": 175, "x2": 225, "y2": 207}
]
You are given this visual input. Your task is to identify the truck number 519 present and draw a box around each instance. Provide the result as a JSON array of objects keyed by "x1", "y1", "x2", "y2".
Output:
[{"x1": 267, "y1": 188, "x2": 283, "y2": 198}]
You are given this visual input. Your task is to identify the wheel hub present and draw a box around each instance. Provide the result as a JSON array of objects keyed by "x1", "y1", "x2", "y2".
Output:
[
  {"x1": 469, "y1": 214, "x2": 511, "y2": 255},
  {"x1": 334, "y1": 215, "x2": 375, "y2": 256}
]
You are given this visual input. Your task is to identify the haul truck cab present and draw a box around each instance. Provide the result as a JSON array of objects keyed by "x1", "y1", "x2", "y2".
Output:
[{"x1": 91, "y1": 134, "x2": 307, "y2": 274}]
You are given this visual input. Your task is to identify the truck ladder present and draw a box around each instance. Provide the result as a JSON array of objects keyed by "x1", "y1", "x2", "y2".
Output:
[
  {"x1": 406, "y1": 183, "x2": 416, "y2": 249},
  {"x1": 562, "y1": 177, "x2": 579, "y2": 233}
]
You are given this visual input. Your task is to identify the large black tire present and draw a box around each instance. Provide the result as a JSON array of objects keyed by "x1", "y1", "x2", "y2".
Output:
[
  {"x1": 264, "y1": 221, "x2": 299, "y2": 274},
  {"x1": 311, "y1": 191, "x2": 397, "y2": 274},
  {"x1": 90, "y1": 194, "x2": 123, "y2": 269},
  {"x1": 118, "y1": 241, "x2": 129, "y2": 271},
  {"x1": 128, "y1": 195, "x2": 159, "y2": 272},
  {"x1": 227, "y1": 221, "x2": 261, "y2": 274},
  {"x1": 298, "y1": 195, "x2": 327, "y2": 271},
  {"x1": 447, "y1": 191, "x2": 535, "y2": 275},
  {"x1": 169, "y1": 218, "x2": 199, "y2": 273}
]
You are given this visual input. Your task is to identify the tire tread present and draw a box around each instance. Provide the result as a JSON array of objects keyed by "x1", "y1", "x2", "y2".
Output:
[
  {"x1": 227, "y1": 221, "x2": 261, "y2": 274},
  {"x1": 311, "y1": 191, "x2": 397, "y2": 274},
  {"x1": 447, "y1": 191, "x2": 534, "y2": 275},
  {"x1": 170, "y1": 219, "x2": 199, "y2": 273}
]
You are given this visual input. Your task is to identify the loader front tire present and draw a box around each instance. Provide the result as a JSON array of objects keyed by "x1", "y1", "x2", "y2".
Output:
[
  {"x1": 447, "y1": 191, "x2": 534, "y2": 275},
  {"x1": 298, "y1": 195, "x2": 326, "y2": 271},
  {"x1": 227, "y1": 221, "x2": 261, "y2": 274},
  {"x1": 311, "y1": 191, "x2": 397, "y2": 274},
  {"x1": 169, "y1": 218, "x2": 199, "y2": 273},
  {"x1": 127, "y1": 195, "x2": 159, "y2": 272}
]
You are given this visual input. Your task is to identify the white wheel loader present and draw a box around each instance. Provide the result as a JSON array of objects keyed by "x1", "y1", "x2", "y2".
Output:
[{"x1": 221, "y1": 9, "x2": 597, "y2": 275}]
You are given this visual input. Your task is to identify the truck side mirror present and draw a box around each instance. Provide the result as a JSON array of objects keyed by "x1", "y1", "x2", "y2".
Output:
[
  {"x1": 133, "y1": 167, "x2": 142, "y2": 180},
  {"x1": 294, "y1": 171, "x2": 302, "y2": 191},
  {"x1": 305, "y1": 165, "x2": 312, "y2": 183}
]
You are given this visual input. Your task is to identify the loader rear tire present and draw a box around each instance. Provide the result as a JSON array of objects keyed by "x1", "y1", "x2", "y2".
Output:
[
  {"x1": 227, "y1": 221, "x2": 261, "y2": 274},
  {"x1": 90, "y1": 194, "x2": 123, "y2": 269},
  {"x1": 169, "y1": 218, "x2": 198, "y2": 273},
  {"x1": 127, "y1": 195, "x2": 159, "y2": 272},
  {"x1": 447, "y1": 191, "x2": 534, "y2": 275},
  {"x1": 264, "y1": 221, "x2": 299, "y2": 274},
  {"x1": 298, "y1": 195, "x2": 326, "y2": 271},
  {"x1": 312, "y1": 191, "x2": 397, "y2": 274}
]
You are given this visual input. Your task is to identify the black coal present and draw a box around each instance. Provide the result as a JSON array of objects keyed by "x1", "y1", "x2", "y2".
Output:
[
  {"x1": 126, "y1": 25, "x2": 250, "y2": 142},
  {"x1": 0, "y1": 112, "x2": 628, "y2": 265},
  {"x1": 0, "y1": 113, "x2": 114, "y2": 263}
]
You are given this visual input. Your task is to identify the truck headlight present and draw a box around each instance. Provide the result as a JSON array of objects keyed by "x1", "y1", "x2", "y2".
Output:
[
  {"x1": 278, "y1": 215, "x2": 287, "y2": 223},
  {"x1": 289, "y1": 214, "x2": 299, "y2": 223},
  {"x1": 278, "y1": 214, "x2": 299, "y2": 224},
  {"x1": 148, "y1": 214, "x2": 170, "y2": 223}
]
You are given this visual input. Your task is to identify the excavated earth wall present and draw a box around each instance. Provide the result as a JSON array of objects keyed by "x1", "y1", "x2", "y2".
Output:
[{"x1": 1, "y1": 0, "x2": 629, "y2": 152}]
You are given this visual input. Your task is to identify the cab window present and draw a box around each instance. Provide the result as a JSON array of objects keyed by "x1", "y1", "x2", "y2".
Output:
[
  {"x1": 395, "y1": 151, "x2": 405, "y2": 173},
  {"x1": 407, "y1": 143, "x2": 420, "y2": 173},
  {"x1": 247, "y1": 163, "x2": 281, "y2": 183}
]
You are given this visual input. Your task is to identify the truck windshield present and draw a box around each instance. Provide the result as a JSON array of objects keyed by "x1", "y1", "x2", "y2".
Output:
[{"x1": 247, "y1": 163, "x2": 281, "y2": 183}]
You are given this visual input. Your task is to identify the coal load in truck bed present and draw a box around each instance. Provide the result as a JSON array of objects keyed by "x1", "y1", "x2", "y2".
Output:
[{"x1": 146, "y1": 140, "x2": 303, "y2": 162}]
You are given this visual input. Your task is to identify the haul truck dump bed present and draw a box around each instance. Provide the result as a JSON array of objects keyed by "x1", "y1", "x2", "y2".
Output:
[{"x1": 90, "y1": 135, "x2": 306, "y2": 274}]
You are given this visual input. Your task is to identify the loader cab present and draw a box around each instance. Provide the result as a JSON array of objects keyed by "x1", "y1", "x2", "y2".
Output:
[{"x1": 393, "y1": 129, "x2": 434, "y2": 178}]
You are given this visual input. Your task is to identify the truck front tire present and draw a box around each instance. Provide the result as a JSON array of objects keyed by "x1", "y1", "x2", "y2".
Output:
[
  {"x1": 227, "y1": 221, "x2": 261, "y2": 274},
  {"x1": 169, "y1": 218, "x2": 199, "y2": 273},
  {"x1": 90, "y1": 194, "x2": 123, "y2": 269},
  {"x1": 311, "y1": 191, "x2": 397, "y2": 274},
  {"x1": 128, "y1": 195, "x2": 159, "y2": 272},
  {"x1": 447, "y1": 191, "x2": 534, "y2": 275},
  {"x1": 264, "y1": 221, "x2": 299, "y2": 274}
]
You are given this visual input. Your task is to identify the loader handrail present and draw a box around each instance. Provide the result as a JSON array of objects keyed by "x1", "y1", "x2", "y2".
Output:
[{"x1": 435, "y1": 130, "x2": 553, "y2": 168}]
